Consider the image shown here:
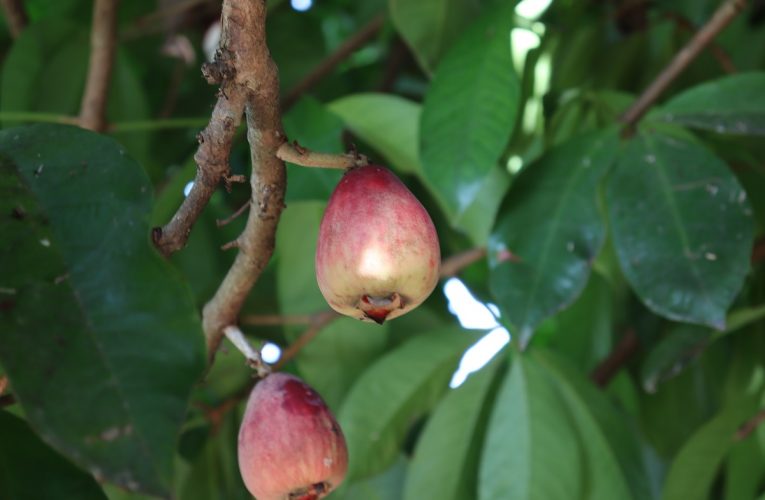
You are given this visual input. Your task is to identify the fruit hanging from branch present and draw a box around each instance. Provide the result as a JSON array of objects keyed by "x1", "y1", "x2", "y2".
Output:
[
  {"x1": 238, "y1": 373, "x2": 348, "y2": 500},
  {"x1": 315, "y1": 165, "x2": 441, "y2": 324}
]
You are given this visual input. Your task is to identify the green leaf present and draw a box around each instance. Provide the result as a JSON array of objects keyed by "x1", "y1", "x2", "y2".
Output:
[
  {"x1": 404, "y1": 359, "x2": 503, "y2": 500},
  {"x1": 724, "y1": 433, "x2": 765, "y2": 500},
  {"x1": 0, "y1": 411, "x2": 107, "y2": 500},
  {"x1": 283, "y1": 97, "x2": 345, "y2": 202},
  {"x1": 641, "y1": 325, "x2": 712, "y2": 393},
  {"x1": 0, "y1": 125, "x2": 206, "y2": 496},
  {"x1": 329, "y1": 93, "x2": 421, "y2": 175},
  {"x1": 332, "y1": 456, "x2": 408, "y2": 500},
  {"x1": 419, "y1": 2, "x2": 518, "y2": 241},
  {"x1": 0, "y1": 20, "x2": 151, "y2": 169},
  {"x1": 536, "y1": 351, "x2": 653, "y2": 500},
  {"x1": 479, "y1": 355, "x2": 582, "y2": 500},
  {"x1": 546, "y1": 271, "x2": 614, "y2": 371},
  {"x1": 660, "y1": 72, "x2": 765, "y2": 135},
  {"x1": 388, "y1": 0, "x2": 482, "y2": 73},
  {"x1": 339, "y1": 327, "x2": 478, "y2": 480},
  {"x1": 663, "y1": 403, "x2": 754, "y2": 500},
  {"x1": 275, "y1": 202, "x2": 388, "y2": 409},
  {"x1": 489, "y1": 130, "x2": 618, "y2": 344},
  {"x1": 606, "y1": 131, "x2": 755, "y2": 329}
]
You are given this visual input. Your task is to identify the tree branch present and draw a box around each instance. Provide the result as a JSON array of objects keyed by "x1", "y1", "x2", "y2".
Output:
[
  {"x1": 79, "y1": 0, "x2": 121, "y2": 132},
  {"x1": 281, "y1": 14, "x2": 385, "y2": 111},
  {"x1": 276, "y1": 141, "x2": 369, "y2": 170},
  {"x1": 440, "y1": 248, "x2": 487, "y2": 277},
  {"x1": 591, "y1": 329, "x2": 640, "y2": 387},
  {"x1": 620, "y1": 0, "x2": 747, "y2": 133},
  {"x1": 663, "y1": 11, "x2": 737, "y2": 73},
  {"x1": 202, "y1": 0, "x2": 286, "y2": 362},
  {"x1": 736, "y1": 408, "x2": 765, "y2": 440},
  {"x1": 273, "y1": 311, "x2": 338, "y2": 370},
  {"x1": 0, "y1": 0, "x2": 27, "y2": 38}
]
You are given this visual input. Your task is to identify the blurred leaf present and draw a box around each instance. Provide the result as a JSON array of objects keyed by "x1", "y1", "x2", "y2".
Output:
[
  {"x1": 329, "y1": 93, "x2": 420, "y2": 175},
  {"x1": 404, "y1": 359, "x2": 503, "y2": 500},
  {"x1": 606, "y1": 131, "x2": 755, "y2": 329},
  {"x1": 545, "y1": 271, "x2": 614, "y2": 370},
  {"x1": 388, "y1": 0, "x2": 482, "y2": 73},
  {"x1": 0, "y1": 125, "x2": 205, "y2": 496},
  {"x1": 537, "y1": 351, "x2": 653, "y2": 500},
  {"x1": 724, "y1": 432, "x2": 765, "y2": 500},
  {"x1": 276, "y1": 202, "x2": 388, "y2": 409},
  {"x1": 267, "y1": 10, "x2": 326, "y2": 91},
  {"x1": 283, "y1": 97, "x2": 345, "y2": 202},
  {"x1": 339, "y1": 327, "x2": 478, "y2": 480},
  {"x1": 419, "y1": 2, "x2": 518, "y2": 243},
  {"x1": 663, "y1": 402, "x2": 755, "y2": 500},
  {"x1": 660, "y1": 72, "x2": 765, "y2": 135},
  {"x1": 331, "y1": 455, "x2": 408, "y2": 500},
  {"x1": 0, "y1": 20, "x2": 151, "y2": 169},
  {"x1": 0, "y1": 411, "x2": 107, "y2": 500},
  {"x1": 479, "y1": 354, "x2": 582, "y2": 500},
  {"x1": 488, "y1": 130, "x2": 618, "y2": 344},
  {"x1": 641, "y1": 325, "x2": 712, "y2": 393}
]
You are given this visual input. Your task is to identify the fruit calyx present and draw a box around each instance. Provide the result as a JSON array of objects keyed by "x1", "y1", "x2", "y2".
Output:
[{"x1": 359, "y1": 292, "x2": 402, "y2": 324}]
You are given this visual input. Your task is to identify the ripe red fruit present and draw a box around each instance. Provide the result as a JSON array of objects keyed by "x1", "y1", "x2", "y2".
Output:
[
  {"x1": 315, "y1": 165, "x2": 440, "y2": 324},
  {"x1": 238, "y1": 373, "x2": 348, "y2": 500}
]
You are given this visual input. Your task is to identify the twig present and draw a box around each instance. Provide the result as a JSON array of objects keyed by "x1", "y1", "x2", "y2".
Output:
[
  {"x1": 282, "y1": 14, "x2": 385, "y2": 111},
  {"x1": 276, "y1": 141, "x2": 369, "y2": 170},
  {"x1": 223, "y1": 325, "x2": 271, "y2": 378},
  {"x1": 620, "y1": 0, "x2": 747, "y2": 133},
  {"x1": 273, "y1": 311, "x2": 339, "y2": 370},
  {"x1": 591, "y1": 329, "x2": 640, "y2": 387},
  {"x1": 241, "y1": 313, "x2": 322, "y2": 326},
  {"x1": 202, "y1": 0, "x2": 286, "y2": 362},
  {"x1": 152, "y1": 1, "x2": 262, "y2": 257},
  {"x1": 0, "y1": 375, "x2": 8, "y2": 395},
  {"x1": 663, "y1": 11, "x2": 737, "y2": 73},
  {"x1": 736, "y1": 408, "x2": 765, "y2": 440},
  {"x1": 216, "y1": 200, "x2": 250, "y2": 227},
  {"x1": 79, "y1": 0, "x2": 121, "y2": 132},
  {"x1": 0, "y1": 0, "x2": 27, "y2": 38},
  {"x1": 440, "y1": 248, "x2": 487, "y2": 277}
]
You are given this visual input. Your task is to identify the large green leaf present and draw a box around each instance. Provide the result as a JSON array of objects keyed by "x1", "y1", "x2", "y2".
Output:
[
  {"x1": 329, "y1": 93, "x2": 420, "y2": 175},
  {"x1": 660, "y1": 72, "x2": 765, "y2": 135},
  {"x1": 488, "y1": 130, "x2": 618, "y2": 344},
  {"x1": 275, "y1": 202, "x2": 388, "y2": 409},
  {"x1": 606, "y1": 131, "x2": 754, "y2": 329},
  {"x1": 419, "y1": 2, "x2": 518, "y2": 242},
  {"x1": 339, "y1": 327, "x2": 478, "y2": 480},
  {"x1": 404, "y1": 359, "x2": 503, "y2": 500},
  {"x1": 479, "y1": 355, "x2": 582, "y2": 500},
  {"x1": 536, "y1": 351, "x2": 652, "y2": 500},
  {"x1": 0, "y1": 125, "x2": 206, "y2": 496},
  {"x1": 663, "y1": 402, "x2": 755, "y2": 500},
  {"x1": 283, "y1": 97, "x2": 345, "y2": 202},
  {"x1": 641, "y1": 325, "x2": 712, "y2": 393},
  {"x1": 0, "y1": 411, "x2": 107, "y2": 500},
  {"x1": 388, "y1": 0, "x2": 482, "y2": 73},
  {"x1": 332, "y1": 456, "x2": 408, "y2": 500}
]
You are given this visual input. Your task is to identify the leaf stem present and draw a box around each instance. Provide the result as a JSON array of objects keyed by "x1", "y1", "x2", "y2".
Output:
[{"x1": 276, "y1": 142, "x2": 368, "y2": 170}]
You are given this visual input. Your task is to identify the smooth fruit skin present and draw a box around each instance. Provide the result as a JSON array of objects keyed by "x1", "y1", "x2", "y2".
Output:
[
  {"x1": 238, "y1": 373, "x2": 348, "y2": 500},
  {"x1": 316, "y1": 165, "x2": 440, "y2": 323}
]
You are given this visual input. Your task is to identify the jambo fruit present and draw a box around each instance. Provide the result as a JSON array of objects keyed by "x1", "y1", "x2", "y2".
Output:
[
  {"x1": 238, "y1": 373, "x2": 348, "y2": 500},
  {"x1": 315, "y1": 165, "x2": 440, "y2": 324}
]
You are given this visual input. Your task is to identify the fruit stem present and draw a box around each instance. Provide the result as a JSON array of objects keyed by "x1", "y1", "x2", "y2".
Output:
[
  {"x1": 276, "y1": 141, "x2": 369, "y2": 170},
  {"x1": 223, "y1": 325, "x2": 271, "y2": 378}
]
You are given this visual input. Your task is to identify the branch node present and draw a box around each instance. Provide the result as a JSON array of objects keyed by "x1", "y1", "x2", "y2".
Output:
[{"x1": 221, "y1": 239, "x2": 240, "y2": 251}]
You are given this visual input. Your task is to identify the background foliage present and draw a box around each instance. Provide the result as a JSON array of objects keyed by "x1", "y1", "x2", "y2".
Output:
[{"x1": 2, "y1": 0, "x2": 765, "y2": 498}]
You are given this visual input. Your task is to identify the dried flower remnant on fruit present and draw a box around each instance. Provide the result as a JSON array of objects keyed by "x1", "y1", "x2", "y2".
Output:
[
  {"x1": 315, "y1": 165, "x2": 440, "y2": 324},
  {"x1": 238, "y1": 373, "x2": 348, "y2": 500}
]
